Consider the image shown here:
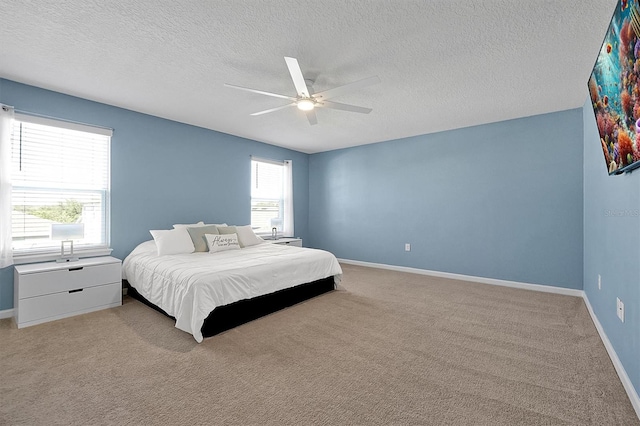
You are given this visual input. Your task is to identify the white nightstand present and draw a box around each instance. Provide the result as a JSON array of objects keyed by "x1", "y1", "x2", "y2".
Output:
[
  {"x1": 14, "y1": 256, "x2": 122, "y2": 328},
  {"x1": 265, "y1": 237, "x2": 302, "y2": 247}
]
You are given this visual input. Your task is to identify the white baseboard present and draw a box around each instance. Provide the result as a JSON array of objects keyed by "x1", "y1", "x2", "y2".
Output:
[
  {"x1": 338, "y1": 258, "x2": 640, "y2": 420},
  {"x1": 337, "y1": 259, "x2": 584, "y2": 297},
  {"x1": 583, "y1": 294, "x2": 640, "y2": 419},
  {"x1": 0, "y1": 308, "x2": 14, "y2": 319}
]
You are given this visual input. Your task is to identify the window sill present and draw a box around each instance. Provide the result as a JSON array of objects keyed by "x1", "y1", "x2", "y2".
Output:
[{"x1": 12, "y1": 248, "x2": 113, "y2": 265}]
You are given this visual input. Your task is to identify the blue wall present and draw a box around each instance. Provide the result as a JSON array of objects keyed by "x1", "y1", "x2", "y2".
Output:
[
  {"x1": 308, "y1": 109, "x2": 585, "y2": 289},
  {"x1": 583, "y1": 98, "x2": 640, "y2": 395},
  {"x1": 0, "y1": 79, "x2": 310, "y2": 310}
]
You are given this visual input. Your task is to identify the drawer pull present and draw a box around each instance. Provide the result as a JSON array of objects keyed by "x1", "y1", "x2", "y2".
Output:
[
  {"x1": 69, "y1": 267, "x2": 84, "y2": 272},
  {"x1": 69, "y1": 288, "x2": 84, "y2": 294}
]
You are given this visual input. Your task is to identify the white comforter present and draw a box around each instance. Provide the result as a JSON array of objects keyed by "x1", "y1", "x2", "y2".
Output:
[{"x1": 122, "y1": 241, "x2": 343, "y2": 342}]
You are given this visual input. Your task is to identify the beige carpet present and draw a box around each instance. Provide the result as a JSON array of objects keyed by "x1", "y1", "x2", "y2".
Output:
[{"x1": 1, "y1": 263, "x2": 638, "y2": 425}]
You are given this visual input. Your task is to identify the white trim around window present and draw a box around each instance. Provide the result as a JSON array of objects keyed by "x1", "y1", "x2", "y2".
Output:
[{"x1": 10, "y1": 113, "x2": 112, "y2": 258}]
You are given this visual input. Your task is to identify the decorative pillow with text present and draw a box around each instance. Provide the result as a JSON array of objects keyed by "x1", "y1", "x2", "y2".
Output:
[{"x1": 205, "y1": 233, "x2": 241, "y2": 253}]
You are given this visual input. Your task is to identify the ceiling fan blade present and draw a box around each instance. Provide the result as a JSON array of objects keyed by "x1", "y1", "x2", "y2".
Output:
[
  {"x1": 224, "y1": 83, "x2": 296, "y2": 101},
  {"x1": 250, "y1": 103, "x2": 296, "y2": 116},
  {"x1": 284, "y1": 57, "x2": 311, "y2": 97},
  {"x1": 305, "y1": 109, "x2": 318, "y2": 125},
  {"x1": 312, "y1": 75, "x2": 380, "y2": 101},
  {"x1": 319, "y1": 100, "x2": 372, "y2": 114}
]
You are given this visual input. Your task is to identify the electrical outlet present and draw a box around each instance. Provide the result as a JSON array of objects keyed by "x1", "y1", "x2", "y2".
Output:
[
  {"x1": 405, "y1": 243, "x2": 411, "y2": 252},
  {"x1": 617, "y1": 297, "x2": 625, "y2": 323},
  {"x1": 598, "y1": 274, "x2": 601, "y2": 290}
]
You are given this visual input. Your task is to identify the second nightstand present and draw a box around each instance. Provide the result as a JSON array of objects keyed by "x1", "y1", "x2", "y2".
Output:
[{"x1": 265, "y1": 238, "x2": 302, "y2": 247}]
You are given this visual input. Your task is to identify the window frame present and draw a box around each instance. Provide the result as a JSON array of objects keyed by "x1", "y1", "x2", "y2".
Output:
[
  {"x1": 250, "y1": 156, "x2": 288, "y2": 237},
  {"x1": 10, "y1": 113, "x2": 113, "y2": 263}
]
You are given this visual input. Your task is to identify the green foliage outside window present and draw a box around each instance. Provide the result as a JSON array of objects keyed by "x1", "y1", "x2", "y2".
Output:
[{"x1": 23, "y1": 200, "x2": 83, "y2": 223}]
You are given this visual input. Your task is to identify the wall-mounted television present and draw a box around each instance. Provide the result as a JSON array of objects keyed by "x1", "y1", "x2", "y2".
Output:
[{"x1": 588, "y1": 0, "x2": 640, "y2": 175}]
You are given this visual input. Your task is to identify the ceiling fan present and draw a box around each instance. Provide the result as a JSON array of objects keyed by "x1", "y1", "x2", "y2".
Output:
[{"x1": 224, "y1": 57, "x2": 380, "y2": 125}]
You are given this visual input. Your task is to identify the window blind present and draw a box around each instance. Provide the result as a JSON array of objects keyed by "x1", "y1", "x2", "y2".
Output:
[{"x1": 252, "y1": 159, "x2": 283, "y2": 199}]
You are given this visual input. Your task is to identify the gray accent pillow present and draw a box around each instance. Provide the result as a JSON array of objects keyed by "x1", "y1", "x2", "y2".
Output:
[{"x1": 187, "y1": 225, "x2": 220, "y2": 252}]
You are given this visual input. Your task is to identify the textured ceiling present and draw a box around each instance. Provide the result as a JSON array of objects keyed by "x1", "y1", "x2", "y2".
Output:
[{"x1": 0, "y1": 0, "x2": 617, "y2": 153}]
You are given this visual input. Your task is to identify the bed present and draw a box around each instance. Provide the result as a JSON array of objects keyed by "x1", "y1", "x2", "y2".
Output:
[{"x1": 122, "y1": 240, "x2": 343, "y2": 342}]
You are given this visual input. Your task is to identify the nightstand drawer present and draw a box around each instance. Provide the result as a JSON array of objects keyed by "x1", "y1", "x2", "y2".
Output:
[
  {"x1": 17, "y1": 282, "x2": 121, "y2": 327},
  {"x1": 266, "y1": 238, "x2": 302, "y2": 247},
  {"x1": 278, "y1": 240, "x2": 302, "y2": 247},
  {"x1": 18, "y1": 263, "x2": 121, "y2": 299}
]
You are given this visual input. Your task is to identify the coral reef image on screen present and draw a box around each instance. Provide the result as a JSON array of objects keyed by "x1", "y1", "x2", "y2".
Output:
[{"x1": 589, "y1": 0, "x2": 640, "y2": 175}]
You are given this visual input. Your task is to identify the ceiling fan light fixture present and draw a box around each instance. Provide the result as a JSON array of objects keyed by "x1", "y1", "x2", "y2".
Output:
[
  {"x1": 225, "y1": 56, "x2": 380, "y2": 124},
  {"x1": 297, "y1": 99, "x2": 315, "y2": 111}
]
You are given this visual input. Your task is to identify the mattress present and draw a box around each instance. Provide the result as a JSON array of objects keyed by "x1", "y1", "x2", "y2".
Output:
[{"x1": 122, "y1": 240, "x2": 343, "y2": 342}]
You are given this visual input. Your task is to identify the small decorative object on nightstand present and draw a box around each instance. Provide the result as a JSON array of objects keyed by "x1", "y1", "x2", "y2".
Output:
[
  {"x1": 265, "y1": 237, "x2": 302, "y2": 247},
  {"x1": 14, "y1": 256, "x2": 122, "y2": 328},
  {"x1": 51, "y1": 223, "x2": 84, "y2": 263},
  {"x1": 270, "y1": 218, "x2": 283, "y2": 239}
]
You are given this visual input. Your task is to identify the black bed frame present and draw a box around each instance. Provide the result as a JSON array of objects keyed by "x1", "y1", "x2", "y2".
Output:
[{"x1": 124, "y1": 277, "x2": 335, "y2": 338}]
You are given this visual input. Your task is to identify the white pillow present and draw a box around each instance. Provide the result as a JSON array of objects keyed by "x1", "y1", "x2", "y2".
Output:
[
  {"x1": 235, "y1": 225, "x2": 264, "y2": 247},
  {"x1": 149, "y1": 228, "x2": 195, "y2": 255},
  {"x1": 205, "y1": 233, "x2": 240, "y2": 253},
  {"x1": 173, "y1": 221, "x2": 205, "y2": 229}
]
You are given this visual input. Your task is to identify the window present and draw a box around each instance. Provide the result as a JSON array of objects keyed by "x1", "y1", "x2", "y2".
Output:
[
  {"x1": 250, "y1": 157, "x2": 293, "y2": 236},
  {"x1": 10, "y1": 114, "x2": 111, "y2": 255}
]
